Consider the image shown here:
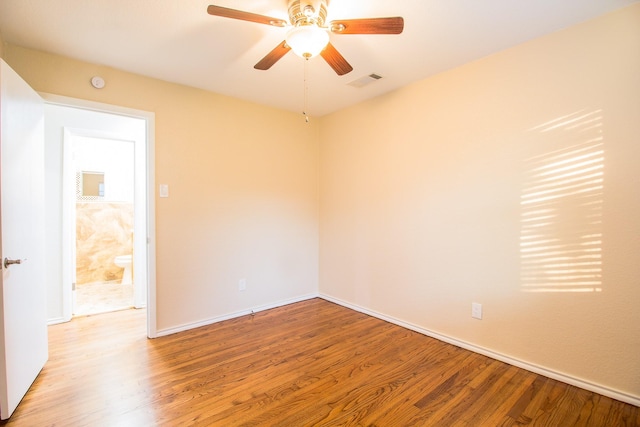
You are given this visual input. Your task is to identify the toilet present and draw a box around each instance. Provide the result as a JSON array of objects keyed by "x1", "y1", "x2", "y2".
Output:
[{"x1": 114, "y1": 255, "x2": 133, "y2": 285}]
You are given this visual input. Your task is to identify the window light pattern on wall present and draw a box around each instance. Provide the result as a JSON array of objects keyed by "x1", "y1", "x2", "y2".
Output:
[{"x1": 520, "y1": 110, "x2": 604, "y2": 293}]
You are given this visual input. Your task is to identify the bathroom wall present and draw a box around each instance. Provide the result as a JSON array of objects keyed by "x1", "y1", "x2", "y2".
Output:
[{"x1": 76, "y1": 202, "x2": 133, "y2": 284}]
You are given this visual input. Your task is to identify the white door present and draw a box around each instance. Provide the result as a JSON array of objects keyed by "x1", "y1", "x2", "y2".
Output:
[{"x1": 0, "y1": 60, "x2": 48, "y2": 419}]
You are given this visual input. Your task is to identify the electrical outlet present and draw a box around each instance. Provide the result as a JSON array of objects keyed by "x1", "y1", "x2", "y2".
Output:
[
  {"x1": 239, "y1": 279, "x2": 246, "y2": 291},
  {"x1": 471, "y1": 302, "x2": 482, "y2": 320}
]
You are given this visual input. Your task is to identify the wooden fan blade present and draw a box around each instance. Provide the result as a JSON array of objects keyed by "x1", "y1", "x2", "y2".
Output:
[
  {"x1": 254, "y1": 41, "x2": 291, "y2": 70},
  {"x1": 207, "y1": 5, "x2": 287, "y2": 27},
  {"x1": 320, "y1": 43, "x2": 353, "y2": 76},
  {"x1": 329, "y1": 17, "x2": 404, "y2": 35}
]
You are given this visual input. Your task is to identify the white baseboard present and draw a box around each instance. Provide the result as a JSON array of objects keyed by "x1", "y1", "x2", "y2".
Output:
[
  {"x1": 47, "y1": 315, "x2": 71, "y2": 326},
  {"x1": 319, "y1": 293, "x2": 640, "y2": 407},
  {"x1": 155, "y1": 293, "x2": 319, "y2": 338}
]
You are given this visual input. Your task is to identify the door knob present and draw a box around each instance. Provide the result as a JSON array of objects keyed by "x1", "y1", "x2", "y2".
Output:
[{"x1": 3, "y1": 258, "x2": 24, "y2": 269}]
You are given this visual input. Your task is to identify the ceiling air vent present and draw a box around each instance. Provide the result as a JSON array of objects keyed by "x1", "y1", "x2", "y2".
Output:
[{"x1": 348, "y1": 73, "x2": 383, "y2": 88}]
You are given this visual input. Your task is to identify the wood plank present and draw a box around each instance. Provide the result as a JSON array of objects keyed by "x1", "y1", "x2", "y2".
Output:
[{"x1": 3, "y1": 298, "x2": 638, "y2": 426}]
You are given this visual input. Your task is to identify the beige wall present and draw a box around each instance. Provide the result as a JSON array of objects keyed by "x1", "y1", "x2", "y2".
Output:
[
  {"x1": 319, "y1": 4, "x2": 640, "y2": 400},
  {"x1": 3, "y1": 46, "x2": 320, "y2": 331}
]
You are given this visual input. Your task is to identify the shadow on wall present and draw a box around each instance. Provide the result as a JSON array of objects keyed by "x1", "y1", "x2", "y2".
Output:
[{"x1": 520, "y1": 110, "x2": 604, "y2": 293}]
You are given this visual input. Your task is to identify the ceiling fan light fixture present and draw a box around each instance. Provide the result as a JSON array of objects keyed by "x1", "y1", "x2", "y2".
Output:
[{"x1": 286, "y1": 25, "x2": 329, "y2": 59}]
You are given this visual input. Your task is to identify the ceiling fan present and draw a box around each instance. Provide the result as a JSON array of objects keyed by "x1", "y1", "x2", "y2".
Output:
[{"x1": 207, "y1": 0, "x2": 404, "y2": 76}]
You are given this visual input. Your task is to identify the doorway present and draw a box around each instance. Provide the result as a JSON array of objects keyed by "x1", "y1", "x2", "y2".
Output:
[
  {"x1": 69, "y1": 133, "x2": 137, "y2": 315},
  {"x1": 43, "y1": 96, "x2": 156, "y2": 337}
]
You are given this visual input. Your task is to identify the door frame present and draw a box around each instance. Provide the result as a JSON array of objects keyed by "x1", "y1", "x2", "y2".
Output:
[
  {"x1": 64, "y1": 128, "x2": 146, "y2": 310},
  {"x1": 42, "y1": 93, "x2": 157, "y2": 338}
]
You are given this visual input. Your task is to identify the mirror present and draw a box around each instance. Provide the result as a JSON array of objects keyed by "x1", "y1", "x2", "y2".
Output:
[{"x1": 82, "y1": 171, "x2": 104, "y2": 197}]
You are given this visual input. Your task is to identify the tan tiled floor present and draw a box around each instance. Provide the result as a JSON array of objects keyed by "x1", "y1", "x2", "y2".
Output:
[{"x1": 74, "y1": 281, "x2": 134, "y2": 316}]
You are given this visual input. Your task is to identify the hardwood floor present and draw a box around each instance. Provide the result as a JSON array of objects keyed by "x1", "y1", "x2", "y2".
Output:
[{"x1": 3, "y1": 298, "x2": 638, "y2": 426}]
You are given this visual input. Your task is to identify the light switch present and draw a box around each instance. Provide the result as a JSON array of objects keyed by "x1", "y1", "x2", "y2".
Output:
[{"x1": 159, "y1": 184, "x2": 169, "y2": 198}]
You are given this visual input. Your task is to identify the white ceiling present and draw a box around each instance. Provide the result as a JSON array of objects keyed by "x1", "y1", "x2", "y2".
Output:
[{"x1": 0, "y1": 0, "x2": 636, "y2": 117}]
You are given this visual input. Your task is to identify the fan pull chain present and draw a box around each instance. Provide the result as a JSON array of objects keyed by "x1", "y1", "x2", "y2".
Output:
[{"x1": 303, "y1": 58, "x2": 310, "y2": 123}]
